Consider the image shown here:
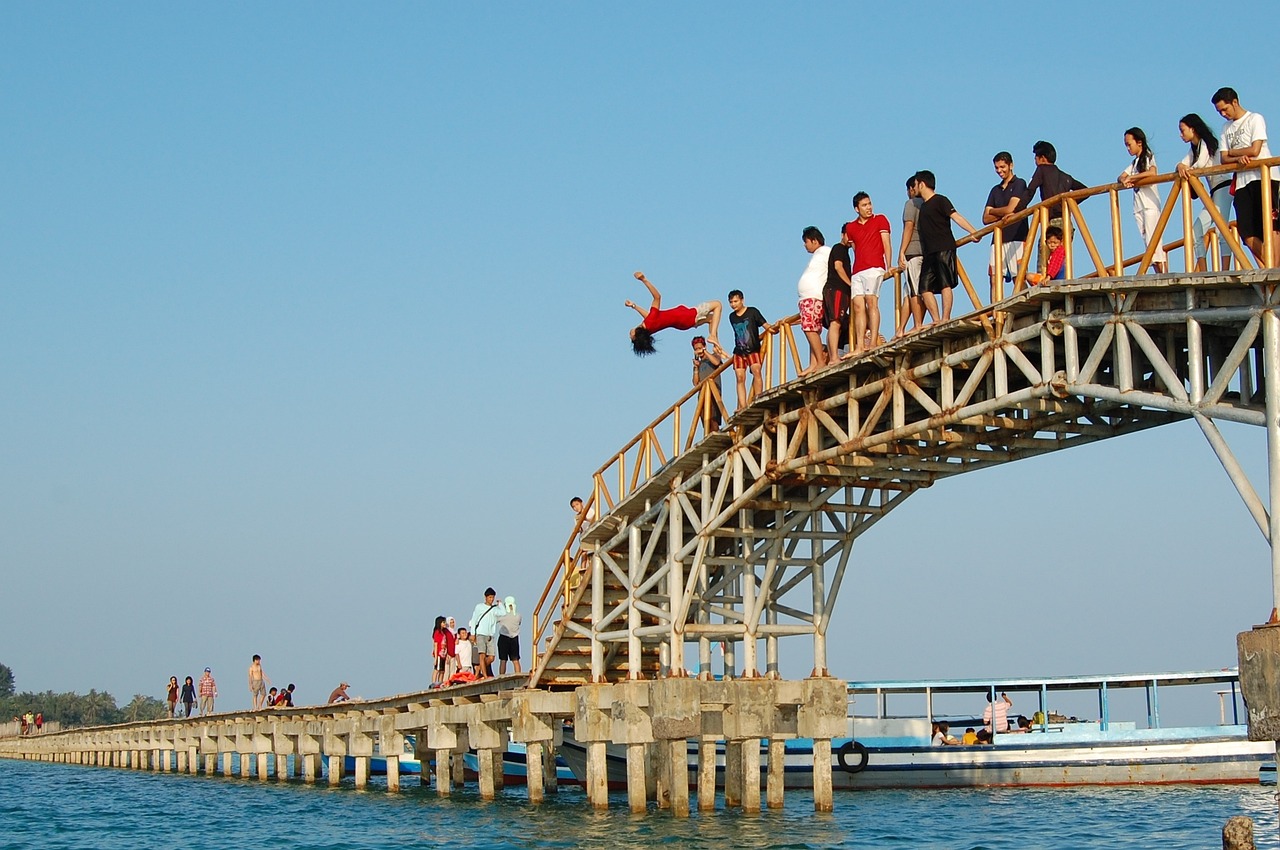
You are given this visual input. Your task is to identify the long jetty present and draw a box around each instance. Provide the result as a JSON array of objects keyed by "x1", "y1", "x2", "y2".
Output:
[{"x1": 0, "y1": 675, "x2": 847, "y2": 814}]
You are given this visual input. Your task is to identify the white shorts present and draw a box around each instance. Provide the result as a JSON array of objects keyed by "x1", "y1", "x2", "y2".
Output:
[
  {"x1": 693, "y1": 301, "x2": 718, "y2": 323},
  {"x1": 850, "y1": 268, "x2": 885, "y2": 298},
  {"x1": 989, "y1": 241, "x2": 1025, "y2": 281},
  {"x1": 903, "y1": 256, "x2": 922, "y2": 298}
]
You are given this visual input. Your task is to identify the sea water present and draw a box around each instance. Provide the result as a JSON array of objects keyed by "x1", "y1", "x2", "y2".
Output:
[{"x1": 0, "y1": 758, "x2": 1276, "y2": 849}]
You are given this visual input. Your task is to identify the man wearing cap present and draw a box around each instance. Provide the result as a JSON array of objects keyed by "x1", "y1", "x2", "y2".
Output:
[
  {"x1": 198, "y1": 667, "x2": 218, "y2": 716},
  {"x1": 328, "y1": 682, "x2": 351, "y2": 703},
  {"x1": 469, "y1": 587, "x2": 503, "y2": 679}
]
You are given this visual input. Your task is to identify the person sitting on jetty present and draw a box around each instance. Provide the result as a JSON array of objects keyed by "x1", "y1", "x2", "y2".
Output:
[
  {"x1": 327, "y1": 682, "x2": 351, "y2": 703},
  {"x1": 626, "y1": 271, "x2": 723, "y2": 356},
  {"x1": 265, "y1": 686, "x2": 279, "y2": 706},
  {"x1": 983, "y1": 691, "x2": 1014, "y2": 733},
  {"x1": 931, "y1": 721, "x2": 960, "y2": 746},
  {"x1": 273, "y1": 684, "x2": 295, "y2": 707}
]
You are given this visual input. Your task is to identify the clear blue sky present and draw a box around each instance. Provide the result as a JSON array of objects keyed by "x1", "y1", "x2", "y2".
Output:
[{"x1": 3, "y1": 2, "x2": 1278, "y2": 712}]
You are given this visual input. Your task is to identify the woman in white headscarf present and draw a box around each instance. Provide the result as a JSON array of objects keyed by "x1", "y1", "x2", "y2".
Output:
[{"x1": 496, "y1": 596, "x2": 523, "y2": 675}]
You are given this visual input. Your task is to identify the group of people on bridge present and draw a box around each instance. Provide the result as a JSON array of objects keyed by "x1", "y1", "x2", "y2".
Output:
[
  {"x1": 625, "y1": 85, "x2": 1278, "y2": 403},
  {"x1": 431, "y1": 588, "x2": 523, "y2": 688}
]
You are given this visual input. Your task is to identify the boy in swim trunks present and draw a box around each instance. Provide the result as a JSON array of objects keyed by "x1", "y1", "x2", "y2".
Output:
[
  {"x1": 727, "y1": 289, "x2": 770, "y2": 408},
  {"x1": 248, "y1": 654, "x2": 271, "y2": 710},
  {"x1": 797, "y1": 226, "x2": 831, "y2": 375},
  {"x1": 626, "y1": 271, "x2": 723, "y2": 356}
]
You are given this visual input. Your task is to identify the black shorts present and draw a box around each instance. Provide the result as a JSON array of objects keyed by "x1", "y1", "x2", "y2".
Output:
[
  {"x1": 1233, "y1": 180, "x2": 1280, "y2": 241},
  {"x1": 920, "y1": 250, "x2": 959, "y2": 294},
  {"x1": 434, "y1": 656, "x2": 447, "y2": 672},
  {"x1": 822, "y1": 282, "x2": 851, "y2": 329},
  {"x1": 497, "y1": 634, "x2": 520, "y2": 662}
]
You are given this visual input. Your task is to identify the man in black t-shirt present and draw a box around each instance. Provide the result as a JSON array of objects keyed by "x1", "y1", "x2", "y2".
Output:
[
  {"x1": 915, "y1": 170, "x2": 981, "y2": 323},
  {"x1": 983, "y1": 151, "x2": 1030, "y2": 286},
  {"x1": 727, "y1": 289, "x2": 771, "y2": 408},
  {"x1": 824, "y1": 228, "x2": 853, "y2": 362}
]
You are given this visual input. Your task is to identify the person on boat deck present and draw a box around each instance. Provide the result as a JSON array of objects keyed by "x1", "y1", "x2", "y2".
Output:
[
  {"x1": 626, "y1": 271, "x2": 724, "y2": 357},
  {"x1": 975, "y1": 728, "x2": 993, "y2": 744},
  {"x1": 931, "y1": 721, "x2": 960, "y2": 746},
  {"x1": 984, "y1": 691, "x2": 1014, "y2": 733},
  {"x1": 961, "y1": 727, "x2": 978, "y2": 746},
  {"x1": 1009, "y1": 715, "x2": 1033, "y2": 733}
]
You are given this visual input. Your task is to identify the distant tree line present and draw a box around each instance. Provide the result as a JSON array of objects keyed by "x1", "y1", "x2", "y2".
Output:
[{"x1": 0, "y1": 662, "x2": 167, "y2": 727}]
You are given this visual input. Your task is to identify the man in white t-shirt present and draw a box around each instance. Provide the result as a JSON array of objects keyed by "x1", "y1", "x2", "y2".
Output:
[
  {"x1": 1214, "y1": 86, "x2": 1279, "y2": 267},
  {"x1": 797, "y1": 226, "x2": 831, "y2": 375}
]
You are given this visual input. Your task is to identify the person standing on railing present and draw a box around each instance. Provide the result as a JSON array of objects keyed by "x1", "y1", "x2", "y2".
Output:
[
  {"x1": 898, "y1": 175, "x2": 926, "y2": 334},
  {"x1": 1177, "y1": 113, "x2": 1232, "y2": 272},
  {"x1": 1213, "y1": 87, "x2": 1280, "y2": 267},
  {"x1": 844, "y1": 192, "x2": 893, "y2": 356},
  {"x1": 915, "y1": 170, "x2": 981, "y2": 323},
  {"x1": 797, "y1": 226, "x2": 831, "y2": 375},
  {"x1": 1118, "y1": 127, "x2": 1168, "y2": 273},
  {"x1": 626, "y1": 271, "x2": 724, "y2": 356},
  {"x1": 983, "y1": 152, "x2": 1029, "y2": 286},
  {"x1": 691, "y1": 336, "x2": 725, "y2": 430},
  {"x1": 1020, "y1": 141, "x2": 1087, "y2": 274},
  {"x1": 824, "y1": 228, "x2": 853, "y2": 363},
  {"x1": 727, "y1": 290, "x2": 770, "y2": 407}
]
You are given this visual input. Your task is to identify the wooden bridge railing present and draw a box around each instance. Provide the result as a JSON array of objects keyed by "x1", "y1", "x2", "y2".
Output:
[{"x1": 528, "y1": 157, "x2": 1280, "y2": 675}]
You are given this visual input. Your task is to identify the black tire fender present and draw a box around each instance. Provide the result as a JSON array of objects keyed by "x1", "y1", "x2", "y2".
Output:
[{"x1": 836, "y1": 740, "x2": 868, "y2": 773}]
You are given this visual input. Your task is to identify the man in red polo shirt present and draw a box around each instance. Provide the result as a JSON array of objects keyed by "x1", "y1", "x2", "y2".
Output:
[
  {"x1": 843, "y1": 192, "x2": 893, "y2": 356},
  {"x1": 626, "y1": 271, "x2": 723, "y2": 357}
]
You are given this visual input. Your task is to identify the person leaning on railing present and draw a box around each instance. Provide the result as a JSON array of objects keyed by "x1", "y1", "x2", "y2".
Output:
[
  {"x1": 1213, "y1": 86, "x2": 1279, "y2": 268},
  {"x1": 1177, "y1": 112, "x2": 1233, "y2": 272},
  {"x1": 1019, "y1": 140, "x2": 1087, "y2": 273}
]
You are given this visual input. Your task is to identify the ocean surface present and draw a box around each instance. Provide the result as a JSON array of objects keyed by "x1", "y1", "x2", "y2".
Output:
[{"x1": 0, "y1": 758, "x2": 1276, "y2": 849}]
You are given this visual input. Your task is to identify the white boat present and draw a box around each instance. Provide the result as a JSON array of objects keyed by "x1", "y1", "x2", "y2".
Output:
[{"x1": 558, "y1": 669, "x2": 1276, "y2": 790}]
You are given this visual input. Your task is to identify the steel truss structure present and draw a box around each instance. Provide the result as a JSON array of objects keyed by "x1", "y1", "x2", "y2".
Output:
[{"x1": 530, "y1": 273, "x2": 1280, "y2": 687}]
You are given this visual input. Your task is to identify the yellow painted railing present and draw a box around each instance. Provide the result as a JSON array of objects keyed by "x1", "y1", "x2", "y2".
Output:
[{"x1": 529, "y1": 157, "x2": 1280, "y2": 668}]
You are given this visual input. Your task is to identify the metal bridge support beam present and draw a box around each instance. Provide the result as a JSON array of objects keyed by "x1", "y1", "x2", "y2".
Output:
[{"x1": 1265, "y1": 308, "x2": 1280, "y2": 621}]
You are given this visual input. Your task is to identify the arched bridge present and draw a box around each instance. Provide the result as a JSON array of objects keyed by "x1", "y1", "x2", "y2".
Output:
[{"x1": 529, "y1": 157, "x2": 1280, "y2": 689}]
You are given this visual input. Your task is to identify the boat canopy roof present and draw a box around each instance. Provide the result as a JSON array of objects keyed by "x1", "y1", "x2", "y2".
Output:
[{"x1": 848, "y1": 669, "x2": 1240, "y2": 695}]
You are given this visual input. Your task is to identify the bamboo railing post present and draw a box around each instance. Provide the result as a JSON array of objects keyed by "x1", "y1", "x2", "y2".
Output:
[
  {"x1": 1063, "y1": 204, "x2": 1074, "y2": 280},
  {"x1": 1109, "y1": 188, "x2": 1123, "y2": 276},
  {"x1": 1015, "y1": 209, "x2": 1041, "y2": 291},
  {"x1": 1261, "y1": 163, "x2": 1275, "y2": 268},
  {"x1": 992, "y1": 225, "x2": 1004, "y2": 304},
  {"x1": 1136, "y1": 184, "x2": 1179, "y2": 276},
  {"x1": 1066, "y1": 198, "x2": 1107, "y2": 277},
  {"x1": 1186, "y1": 172, "x2": 1254, "y2": 270},
  {"x1": 1180, "y1": 177, "x2": 1195, "y2": 272}
]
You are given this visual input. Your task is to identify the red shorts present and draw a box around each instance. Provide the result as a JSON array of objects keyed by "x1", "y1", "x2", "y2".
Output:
[
  {"x1": 733, "y1": 352, "x2": 762, "y2": 369},
  {"x1": 799, "y1": 298, "x2": 824, "y2": 333}
]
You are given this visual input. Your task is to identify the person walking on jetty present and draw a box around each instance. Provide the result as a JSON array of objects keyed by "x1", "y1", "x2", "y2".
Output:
[
  {"x1": 432, "y1": 615, "x2": 456, "y2": 688},
  {"x1": 165, "y1": 676, "x2": 179, "y2": 718},
  {"x1": 496, "y1": 596, "x2": 523, "y2": 675},
  {"x1": 248, "y1": 654, "x2": 271, "y2": 710},
  {"x1": 180, "y1": 675, "x2": 196, "y2": 718},
  {"x1": 915, "y1": 170, "x2": 981, "y2": 323},
  {"x1": 797, "y1": 226, "x2": 831, "y2": 375},
  {"x1": 198, "y1": 667, "x2": 217, "y2": 715},
  {"x1": 626, "y1": 271, "x2": 724, "y2": 356},
  {"x1": 469, "y1": 588, "x2": 503, "y2": 679}
]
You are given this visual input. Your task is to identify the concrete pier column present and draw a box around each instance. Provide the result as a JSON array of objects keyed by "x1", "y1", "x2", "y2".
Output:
[
  {"x1": 766, "y1": 739, "x2": 785, "y2": 809},
  {"x1": 275, "y1": 754, "x2": 289, "y2": 780},
  {"x1": 697, "y1": 740, "x2": 716, "y2": 811},
  {"x1": 626, "y1": 743, "x2": 647, "y2": 813},
  {"x1": 544, "y1": 742, "x2": 560, "y2": 795},
  {"x1": 668, "y1": 739, "x2": 690, "y2": 817},
  {"x1": 302, "y1": 753, "x2": 318, "y2": 783},
  {"x1": 176, "y1": 749, "x2": 188, "y2": 774},
  {"x1": 353, "y1": 756, "x2": 369, "y2": 789},
  {"x1": 240, "y1": 752, "x2": 253, "y2": 778},
  {"x1": 222, "y1": 752, "x2": 234, "y2": 777},
  {"x1": 188, "y1": 746, "x2": 199, "y2": 775},
  {"x1": 812, "y1": 739, "x2": 833, "y2": 813},
  {"x1": 526, "y1": 741, "x2": 545, "y2": 804},
  {"x1": 450, "y1": 747, "x2": 465, "y2": 787},
  {"x1": 434, "y1": 749, "x2": 452, "y2": 796},
  {"x1": 723, "y1": 741, "x2": 743, "y2": 808},
  {"x1": 477, "y1": 748, "x2": 497, "y2": 799},
  {"x1": 385, "y1": 755, "x2": 400, "y2": 792},
  {"x1": 204, "y1": 753, "x2": 217, "y2": 775},
  {"x1": 491, "y1": 749, "x2": 505, "y2": 790},
  {"x1": 327, "y1": 755, "x2": 341, "y2": 786},
  {"x1": 797, "y1": 678, "x2": 845, "y2": 814},
  {"x1": 741, "y1": 739, "x2": 762, "y2": 813},
  {"x1": 293, "y1": 753, "x2": 303, "y2": 777},
  {"x1": 255, "y1": 753, "x2": 268, "y2": 780},
  {"x1": 652, "y1": 741, "x2": 669, "y2": 808},
  {"x1": 153, "y1": 749, "x2": 164, "y2": 772},
  {"x1": 586, "y1": 742, "x2": 608, "y2": 808}
]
